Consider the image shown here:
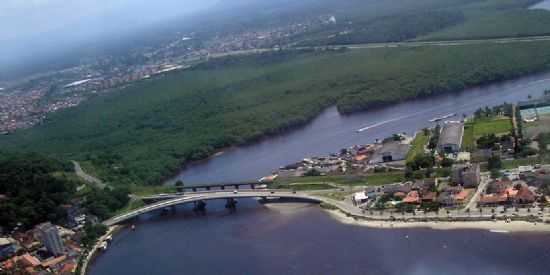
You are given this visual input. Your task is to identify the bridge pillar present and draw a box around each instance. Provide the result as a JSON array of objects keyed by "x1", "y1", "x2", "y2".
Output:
[
  {"x1": 234, "y1": 185, "x2": 239, "y2": 190},
  {"x1": 221, "y1": 185, "x2": 225, "y2": 190},
  {"x1": 193, "y1": 200, "x2": 207, "y2": 214},
  {"x1": 206, "y1": 186, "x2": 211, "y2": 191},
  {"x1": 250, "y1": 184, "x2": 255, "y2": 189},
  {"x1": 192, "y1": 187, "x2": 197, "y2": 192},
  {"x1": 225, "y1": 198, "x2": 237, "y2": 212}
]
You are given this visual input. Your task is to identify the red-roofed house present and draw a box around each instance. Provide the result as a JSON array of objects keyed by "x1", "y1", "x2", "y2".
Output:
[
  {"x1": 403, "y1": 191, "x2": 420, "y2": 204},
  {"x1": 515, "y1": 187, "x2": 536, "y2": 205}
]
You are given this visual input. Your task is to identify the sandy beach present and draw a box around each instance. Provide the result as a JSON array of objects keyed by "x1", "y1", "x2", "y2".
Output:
[{"x1": 325, "y1": 209, "x2": 550, "y2": 233}]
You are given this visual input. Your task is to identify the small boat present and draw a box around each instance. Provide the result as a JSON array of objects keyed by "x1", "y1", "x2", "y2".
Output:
[
  {"x1": 100, "y1": 241, "x2": 108, "y2": 250},
  {"x1": 429, "y1": 113, "x2": 456, "y2": 122},
  {"x1": 131, "y1": 224, "x2": 136, "y2": 231}
]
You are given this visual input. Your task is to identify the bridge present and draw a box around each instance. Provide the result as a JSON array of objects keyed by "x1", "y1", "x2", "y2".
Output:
[{"x1": 104, "y1": 190, "x2": 335, "y2": 226}]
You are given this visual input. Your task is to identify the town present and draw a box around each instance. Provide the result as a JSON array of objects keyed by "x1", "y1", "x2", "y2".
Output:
[
  {"x1": 0, "y1": 15, "x2": 337, "y2": 134},
  {"x1": 269, "y1": 96, "x2": 550, "y2": 220}
]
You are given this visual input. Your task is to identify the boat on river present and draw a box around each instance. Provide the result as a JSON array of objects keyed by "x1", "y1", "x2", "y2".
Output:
[{"x1": 429, "y1": 113, "x2": 456, "y2": 122}]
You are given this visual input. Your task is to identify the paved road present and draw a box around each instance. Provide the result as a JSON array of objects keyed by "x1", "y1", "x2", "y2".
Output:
[
  {"x1": 72, "y1": 161, "x2": 106, "y2": 189},
  {"x1": 205, "y1": 35, "x2": 550, "y2": 60},
  {"x1": 464, "y1": 173, "x2": 491, "y2": 211}
]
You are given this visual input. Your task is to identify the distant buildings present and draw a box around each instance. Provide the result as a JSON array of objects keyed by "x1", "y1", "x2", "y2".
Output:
[
  {"x1": 437, "y1": 122, "x2": 464, "y2": 154},
  {"x1": 35, "y1": 223, "x2": 65, "y2": 256}
]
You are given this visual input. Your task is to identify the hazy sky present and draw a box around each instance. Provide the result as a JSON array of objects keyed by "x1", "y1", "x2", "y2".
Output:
[
  {"x1": 1, "y1": 0, "x2": 220, "y2": 39},
  {"x1": 0, "y1": 0, "x2": 220, "y2": 73}
]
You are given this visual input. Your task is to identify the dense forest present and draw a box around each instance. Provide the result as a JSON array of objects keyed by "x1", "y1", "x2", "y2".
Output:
[
  {"x1": 0, "y1": 152, "x2": 130, "y2": 230},
  {"x1": 3, "y1": 40, "x2": 550, "y2": 186},
  {"x1": 0, "y1": 152, "x2": 75, "y2": 229},
  {"x1": 293, "y1": 0, "x2": 550, "y2": 46}
]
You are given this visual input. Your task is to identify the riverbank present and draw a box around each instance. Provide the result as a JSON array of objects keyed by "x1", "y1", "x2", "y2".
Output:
[
  {"x1": 325, "y1": 208, "x2": 550, "y2": 233},
  {"x1": 79, "y1": 225, "x2": 122, "y2": 275}
]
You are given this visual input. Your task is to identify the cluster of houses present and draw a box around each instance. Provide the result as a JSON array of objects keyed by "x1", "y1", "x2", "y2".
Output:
[
  {"x1": 478, "y1": 165, "x2": 549, "y2": 207},
  {"x1": 276, "y1": 135, "x2": 412, "y2": 178},
  {"x1": 0, "y1": 223, "x2": 84, "y2": 274},
  {"x1": 353, "y1": 163, "x2": 482, "y2": 211}
]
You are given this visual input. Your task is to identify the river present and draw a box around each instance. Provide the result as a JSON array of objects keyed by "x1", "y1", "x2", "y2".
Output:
[
  {"x1": 530, "y1": 0, "x2": 550, "y2": 10},
  {"x1": 175, "y1": 72, "x2": 550, "y2": 185},
  {"x1": 92, "y1": 72, "x2": 550, "y2": 274},
  {"x1": 89, "y1": 200, "x2": 550, "y2": 275}
]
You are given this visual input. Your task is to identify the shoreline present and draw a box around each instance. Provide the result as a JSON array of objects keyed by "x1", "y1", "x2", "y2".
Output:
[
  {"x1": 80, "y1": 225, "x2": 123, "y2": 275},
  {"x1": 162, "y1": 69, "x2": 550, "y2": 186},
  {"x1": 324, "y1": 208, "x2": 550, "y2": 233}
]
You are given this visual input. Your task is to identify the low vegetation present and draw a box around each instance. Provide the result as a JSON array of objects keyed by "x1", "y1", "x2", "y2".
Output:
[{"x1": 406, "y1": 130, "x2": 429, "y2": 162}]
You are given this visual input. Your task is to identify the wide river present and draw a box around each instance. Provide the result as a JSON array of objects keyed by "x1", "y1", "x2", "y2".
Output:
[
  {"x1": 176, "y1": 72, "x2": 550, "y2": 185},
  {"x1": 89, "y1": 200, "x2": 550, "y2": 275},
  {"x1": 91, "y1": 72, "x2": 550, "y2": 275}
]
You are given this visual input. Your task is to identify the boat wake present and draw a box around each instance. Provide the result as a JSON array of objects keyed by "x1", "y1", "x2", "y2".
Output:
[
  {"x1": 356, "y1": 108, "x2": 438, "y2": 132},
  {"x1": 357, "y1": 115, "x2": 410, "y2": 132}
]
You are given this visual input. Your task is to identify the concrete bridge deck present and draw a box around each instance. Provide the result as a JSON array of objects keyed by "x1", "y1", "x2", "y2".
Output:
[{"x1": 104, "y1": 190, "x2": 329, "y2": 226}]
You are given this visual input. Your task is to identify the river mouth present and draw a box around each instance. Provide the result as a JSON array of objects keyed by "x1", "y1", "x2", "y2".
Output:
[
  {"x1": 173, "y1": 71, "x2": 550, "y2": 185},
  {"x1": 89, "y1": 199, "x2": 550, "y2": 275}
]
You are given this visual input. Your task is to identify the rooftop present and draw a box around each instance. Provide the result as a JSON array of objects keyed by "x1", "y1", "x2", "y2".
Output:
[{"x1": 438, "y1": 122, "x2": 464, "y2": 146}]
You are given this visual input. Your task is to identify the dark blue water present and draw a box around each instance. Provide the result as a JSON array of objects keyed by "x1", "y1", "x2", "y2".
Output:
[
  {"x1": 89, "y1": 200, "x2": 550, "y2": 275},
  {"x1": 91, "y1": 73, "x2": 550, "y2": 275},
  {"x1": 176, "y1": 72, "x2": 550, "y2": 185}
]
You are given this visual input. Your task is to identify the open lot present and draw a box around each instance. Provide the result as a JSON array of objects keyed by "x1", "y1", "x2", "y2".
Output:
[
  {"x1": 523, "y1": 114, "x2": 550, "y2": 140},
  {"x1": 463, "y1": 117, "x2": 512, "y2": 151}
]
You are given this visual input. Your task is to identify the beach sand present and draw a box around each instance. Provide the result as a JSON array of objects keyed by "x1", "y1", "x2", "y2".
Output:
[{"x1": 325, "y1": 209, "x2": 550, "y2": 233}]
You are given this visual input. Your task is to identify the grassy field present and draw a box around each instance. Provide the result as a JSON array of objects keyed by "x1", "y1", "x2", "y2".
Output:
[
  {"x1": 406, "y1": 131, "x2": 429, "y2": 162},
  {"x1": 472, "y1": 117, "x2": 513, "y2": 137},
  {"x1": 463, "y1": 117, "x2": 512, "y2": 151},
  {"x1": 274, "y1": 173, "x2": 404, "y2": 187},
  {"x1": 462, "y1": 122, "x2": 475, "y2": 151},
  {"x1": 4, "y1": 41, "x2": 550, "y2": 185}
]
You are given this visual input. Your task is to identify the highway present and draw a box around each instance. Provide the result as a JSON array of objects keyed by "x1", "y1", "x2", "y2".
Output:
[{"x1": 204, "y1": 35, "x2": 550, "y2": 60}]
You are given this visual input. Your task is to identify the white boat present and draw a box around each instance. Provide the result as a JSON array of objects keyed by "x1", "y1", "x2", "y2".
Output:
[{"x1": 429, "y1": 113, "x2": 456, "y2": 122}]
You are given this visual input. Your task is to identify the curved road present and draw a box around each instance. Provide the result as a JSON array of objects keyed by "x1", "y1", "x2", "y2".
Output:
[
  {"x1": 103, "y1": 190, "x2": 335, "y2": 226},
  {"x1": 72, "y1": 161, "x2": 106, "y2": 189}
]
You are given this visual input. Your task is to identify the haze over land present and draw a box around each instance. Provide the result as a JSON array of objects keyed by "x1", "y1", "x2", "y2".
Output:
[{"x1": 3, "y1": 0, "x2": 550, "y2": 186}]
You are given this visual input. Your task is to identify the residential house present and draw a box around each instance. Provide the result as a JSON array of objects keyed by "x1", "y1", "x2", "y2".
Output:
[
  {"x1": 402, "y1": 191, "x2": 420, "y2": 204},
  {"x1": 515, "y1": 186, "x2": 536, "y2": 205}
]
